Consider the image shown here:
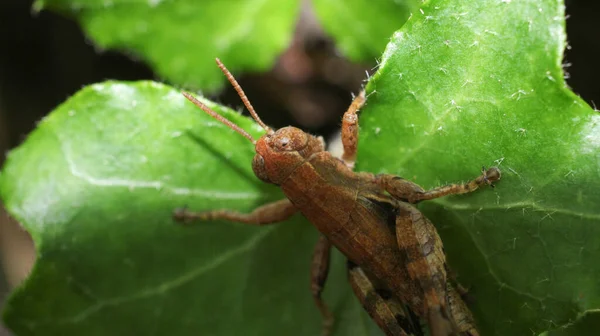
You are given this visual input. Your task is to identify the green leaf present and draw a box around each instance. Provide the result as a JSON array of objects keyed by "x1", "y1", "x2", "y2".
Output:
[
  {"x1": 0, "y1": 82, "x2": 379, "y2": 335},
  {"x1": 312, "y1": 0, "x2": 419, "y2": 61},
  {"x1": 34, "y1": 0, "x2": 300, "y2": 91},
  {"x1": 358, "y1": 0, "x2": 600, "y2": 335}
]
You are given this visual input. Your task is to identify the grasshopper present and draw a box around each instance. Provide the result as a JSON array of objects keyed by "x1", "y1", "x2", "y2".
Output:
[{"x1": 174, "y1": 59, "x2": 500, "y2": 336}]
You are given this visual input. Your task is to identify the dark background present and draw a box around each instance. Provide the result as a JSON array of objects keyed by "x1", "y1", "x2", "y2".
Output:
[{"x1": 0, "y1": 0, "x2": 598, "y2": 334}]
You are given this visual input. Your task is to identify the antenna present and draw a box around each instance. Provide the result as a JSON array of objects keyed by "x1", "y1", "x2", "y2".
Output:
[
  {"x1": 215, "y1": 58, "x2": 274, "y2": 135},
  {"x1": 182, "y1": 92, "x2": 256, "y2": 144}
]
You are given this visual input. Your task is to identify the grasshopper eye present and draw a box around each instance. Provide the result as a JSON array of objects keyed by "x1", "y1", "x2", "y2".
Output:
[
  {"x1": 278, "y1": 137, "x2": 290, "y2": 149},
  {"x1": 252, "y1": 154, "x2": 270, "y2": 183}
]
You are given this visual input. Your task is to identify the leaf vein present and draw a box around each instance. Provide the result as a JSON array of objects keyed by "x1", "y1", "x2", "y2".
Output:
[
  {"x1": 60, "y1": 141, "x2": 261, "y2": 200},
  {"x1": 434, "y1": 200, "x2": 600, "y2": 220}
]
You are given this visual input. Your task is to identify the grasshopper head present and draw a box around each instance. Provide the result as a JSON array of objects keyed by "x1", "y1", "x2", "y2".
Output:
[
  {"x1": 183, "y1": 58, "x2": 325, "y2": 186},
  {"x1": 252, "y1": 127, "x2": 325, "y2": 185}
]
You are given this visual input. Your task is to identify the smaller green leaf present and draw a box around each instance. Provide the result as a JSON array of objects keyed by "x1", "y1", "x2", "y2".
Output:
[
  {"x1": 35, "y1": 0, "x2": 300, "y2": 90},
  {"x1": 312, "y1": 0, "x2": 418, "y2": 61}
]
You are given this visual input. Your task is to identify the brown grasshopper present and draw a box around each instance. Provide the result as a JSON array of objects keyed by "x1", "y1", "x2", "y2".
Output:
[{"x1": 174, "y1": 58, "x2": 500, "y2": 336}]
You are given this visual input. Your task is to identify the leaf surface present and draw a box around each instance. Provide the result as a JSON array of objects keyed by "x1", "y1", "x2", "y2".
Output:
[{"x1": 543, "y1": 310, "x2": 600, "y2": 336}]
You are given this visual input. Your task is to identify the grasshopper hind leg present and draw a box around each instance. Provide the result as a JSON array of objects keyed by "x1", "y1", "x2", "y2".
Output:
[{"x1": 346, "y1": 260, "x2": 423, "y2": 336}]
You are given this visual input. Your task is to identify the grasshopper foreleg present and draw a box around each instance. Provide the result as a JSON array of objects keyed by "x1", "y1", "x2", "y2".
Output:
[
  {"x1": 375, "y1": 167, "x2": 500, "y2": 204},
  {"x1": 341, "y1": 89, "x2": 366, "y2": 169},
  {"x1": 173, "y1": 198, "x2": 297, "y2": 225}
]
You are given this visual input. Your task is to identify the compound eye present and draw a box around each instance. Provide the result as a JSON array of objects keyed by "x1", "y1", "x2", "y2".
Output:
[
  {"x1": 278, "y1": 137, "x2": 291, "y2": 149},
  {"x1": 252, "y1": 154, "x2": 270, "y2": 183}
]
